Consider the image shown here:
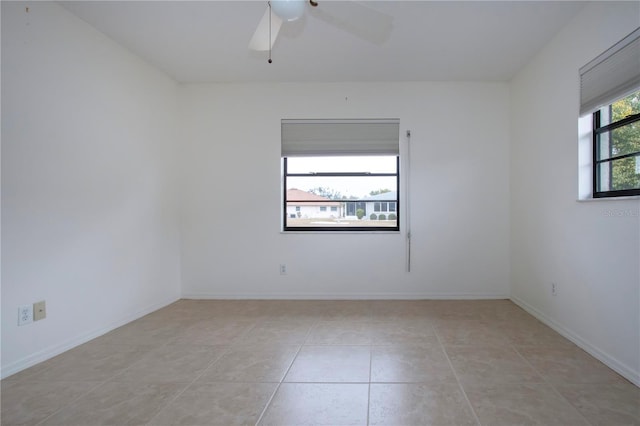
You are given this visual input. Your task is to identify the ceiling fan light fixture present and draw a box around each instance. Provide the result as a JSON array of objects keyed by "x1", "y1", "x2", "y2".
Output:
[{"x1": 270, "y1": 0, "x2": 306, "y2": 22}]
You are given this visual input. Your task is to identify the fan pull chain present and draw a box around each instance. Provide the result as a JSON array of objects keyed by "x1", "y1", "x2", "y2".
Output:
[{"x1": 268, "y1": 1, "x2": 273, "y2": 63}]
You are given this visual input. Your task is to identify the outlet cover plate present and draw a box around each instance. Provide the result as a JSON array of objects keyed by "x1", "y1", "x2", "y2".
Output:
[
  {"x1": 34, "y1": 300, "x2": 46, "y2": 321},
  {"x1": 18, "y1": 305, "x2": 33, "y2": 326}
]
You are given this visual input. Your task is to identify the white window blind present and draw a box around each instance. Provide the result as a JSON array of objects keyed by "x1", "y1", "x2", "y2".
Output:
[
  {"x1": 580, "y1": 27, "x2": 640, "y2": 116},
  {"x1": 281, "y1": 119, "x2": 400, "y2": 156}
]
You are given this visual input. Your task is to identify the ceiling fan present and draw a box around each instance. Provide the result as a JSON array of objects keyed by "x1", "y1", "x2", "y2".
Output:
[{"x1": 249, "y1": 0, "x2": 394, "y2": 60}]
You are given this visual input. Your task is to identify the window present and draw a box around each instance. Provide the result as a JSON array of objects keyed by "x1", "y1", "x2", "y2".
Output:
[
  {"x1": 593, "y1": 90, "x2": 640, "y2": 197},
  {"x1": 373, "y1": 202, "x2": 394, "y2": 212},
  {"x1": 580, "y1": 27, "x2": 640, "y2": 198},
  {"x1": 281, "y1": 119, "x2": 400, "y2": 231}
]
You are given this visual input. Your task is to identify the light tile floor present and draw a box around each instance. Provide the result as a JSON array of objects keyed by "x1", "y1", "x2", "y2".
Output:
[{"x1": 2, "y1": 300, "x2": 639, "y2": 425}]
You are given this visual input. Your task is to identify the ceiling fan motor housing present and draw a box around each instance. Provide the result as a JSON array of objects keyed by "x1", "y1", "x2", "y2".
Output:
[{"x1": 271, "y1": 0, "x2": 306, "y2": 22}]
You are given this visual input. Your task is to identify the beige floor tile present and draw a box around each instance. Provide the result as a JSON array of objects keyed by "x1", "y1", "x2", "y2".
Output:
[
  {"x1": 2, "y1": 359, "x2": 57, "y2": 382},
  {"x1": 100, "y1": 318, "x2": 184, "y2": 346},
  {"x1": 502, "y1": 321, "x2": 576, "y2": 348},
  {"x1": 3, "y1": 340, "x2": 155, "y2": 382},
  {"x1": 434, "y1": 319, "x2": 511, "y2": 347},
  {"x1": 154, "y1": 299, "x2": 234, "y2": 320},
  {"x1": 3, "y1": 300, "x2": 638, "y2": 426},
  {"x1": 428, "y1": 301, "x2": 486, "y2": 320},
  {"x1": 169, "y1": 319, "x2": 256, "y2": 345},
  {"x1": 232, "y1": 299, "x2": 274, "y2": 316},
  {"x1": 517, "y1": 346, "x2": 626, "y2": 384},
  {"x1": 479, "y1": 301, "x2": 536, "y2": 323},
  {"x1": 32, "y1": 343, "x2": 150, "y2": 382},
  {"x1": 0, "y1": 381, "x2": 99, "y2": 426},
  {"x1": 369, "y1": 383, "x2": 478, "y2": 426},
  {"x1": 446, "y1": 346, "x2": 544, "y2": 384},
  {"x1": 370, "y1": 320, "x2": 439, "y2": 346},
  {"x1": 143, "y1": 307, "x2": 194, "y2": 319},
  {"x1": 284, "y1": 345, "x2": 370, "y2": 383},
  {"x1": 137, "y1": 310, "x2": 204, "y2": 328},
  {"x1": 481, "y1": 315, "x2": 544, "y2": 332},
  {"x1": 555, "y1": 382, "x2": 640, "y2": 426},
  {"x1": 112, "y1": 344, "x2": 226, "y2": 383},
  {"x1": 259, "y1": 383, "x2": 368, "y2": 425},
  {"x1": 149, "y1": 382, "x2": 276, "y2": 426},
  {"x1": 370, "y1": 345, "x2": 457, "y2": 383},
  {"x1": 370, "y1": 300, "x2": 439, "y2": 321},
  {"x1": 306, "y1": 321, "x2": 372, "y2": 345},
  {"x1": 40, "y1": 381, "x2": 185, "y2": 426},
  {"x1": 447, "y1": 299, "x2": 524, "y2": 321},
  {"x1": 198, "y1": 344, "x2": 299, "y2": 382},
  {"x1": 71, "y1": 336, "x2": 159, "y2": 354},
  {"x1": 315, "y1": 300, "x2": 373, "y2": 320},
  {"x1": 235, "y1": 320, "x2": 315, "y2": 345},
  {"x1": 163, "y1": 300, "x2": 264, "y2": 320},
  {"x1": 259, "y1": 300, "x2": 326, "y2": 320},
  {"x1": 464, "y1": 383, "x2": 588, "y2": 425}
]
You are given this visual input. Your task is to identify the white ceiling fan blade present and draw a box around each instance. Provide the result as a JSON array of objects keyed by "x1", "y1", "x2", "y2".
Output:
[
  {"x1": 249, "y1": 6, "x2": 283, "y2": 51},
  {"x1": 309, "y1": 1, "x2": 393, "y2": 45}
]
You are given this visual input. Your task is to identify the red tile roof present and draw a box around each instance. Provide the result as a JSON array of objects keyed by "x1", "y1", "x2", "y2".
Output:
[{"x1": 287, "y1": 189, "x2": 341, "y2": 206}]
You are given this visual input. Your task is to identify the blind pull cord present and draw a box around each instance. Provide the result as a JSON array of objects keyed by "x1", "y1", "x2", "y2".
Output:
[{"x1": 406, "y1": 129, "x2": 412, "y2": 273}]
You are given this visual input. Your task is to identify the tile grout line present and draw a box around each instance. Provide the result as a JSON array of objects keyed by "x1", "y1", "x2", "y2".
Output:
[
  {"x1": 32, "y1": 336, "x2": 176, "y2": 426},
  {"x1": 434, "y1": 327, "x2": 483, "y2": 426},
  {"x1": 144, "y1": 319, "x2": 253, "y2": 426},
  {"x1": 33, "y1": 380, "x2": 107, "y2": 426},
  {"x1": 366, "y1": 342, "x2": 373, "y2": 426},
  {"x1": 546, "y1": 385, "x2": 595, "y2": 426},
  {"x1": 253, "y1": 318, "x2": 318, "y2": 426},
  {"x1": 103, "y1": 341, "x2": 172, "y2": 384},
  {"x1": 512, "y1": 345, "x2": 595, "y2": 426}
]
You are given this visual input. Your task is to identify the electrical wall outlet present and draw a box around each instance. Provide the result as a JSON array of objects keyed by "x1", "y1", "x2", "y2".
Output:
[
  {"x1": 551, "y1": 282, "x2": 557, "y2": 296},
  {"x1": 33, "y1": 300, "x2": 46, "y2": 321},
  {"x1": 18, "y1": 305, "x2": 33, "y2": 326},
  {"x1": 279, "y1": 264, "x2": 287, "y2": 275}
]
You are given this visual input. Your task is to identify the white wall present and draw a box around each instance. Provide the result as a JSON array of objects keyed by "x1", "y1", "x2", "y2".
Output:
[
  {"x1": 1, "y1": 2, "x2": 181, "y2": 377},
  {"x1": 510, "y1": 2, "x2": 640, "y2": 385},
  {"x1": 179, "y1": 82, "x2": 511, "y2": 299}
]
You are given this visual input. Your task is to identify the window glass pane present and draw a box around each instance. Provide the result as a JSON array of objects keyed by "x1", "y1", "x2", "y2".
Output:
[
  {"x1": 596, "y1": 121, "x2": 640, "y2": 160},
  {"x1": 285, "y1": 203, "x2": 398, "y2": 228},
  {"x1": 284, "y1": 154, "x2": 399, "y2": 230},
  {"x1": 286, "y1": 176, "x2": 397, "y2": 200},
  {"x1": 598, "y1": 89, "x2": 640, "y2": 126},
  {"x1": 286, "y1": 156, "x2": 397, "y2": 174},
  {"x1": 597, "y1": 155, "x2": 640, "y2": 192}
]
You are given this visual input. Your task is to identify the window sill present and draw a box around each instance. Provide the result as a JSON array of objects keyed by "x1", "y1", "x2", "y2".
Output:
[
  {"x1": 280, "y1": 231, "x2": 402, "y2": 235},
  {"x1": 577, "y1": 196, "x2": 640, "y2": 202}
]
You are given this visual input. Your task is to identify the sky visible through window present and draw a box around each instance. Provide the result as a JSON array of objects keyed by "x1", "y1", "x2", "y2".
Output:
[{"x1": 286, "y1": 156, "x2": 397, "y2": 199}]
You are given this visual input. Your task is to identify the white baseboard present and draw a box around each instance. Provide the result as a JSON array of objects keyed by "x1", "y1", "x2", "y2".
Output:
[
  {"x1": 1, "y1": 295, "x2": 180, "y2": 380},
  {"x1": 181, "y1": 292, "x2": 510, "y2": 300},
  {"x1": 511, "y1": 295, "x2": 640, "y2": 387}
]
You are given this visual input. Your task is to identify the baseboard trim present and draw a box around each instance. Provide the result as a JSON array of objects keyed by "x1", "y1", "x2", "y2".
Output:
[
  {"x1": 181, "y1": 292, "x2": 510, "y2": 300},
  {"x1": 511, "y1": 295, "x2": 640, "y2": 387},
  {"x1": 1, "y1": 295, "x2": 180, "y2": 380}
]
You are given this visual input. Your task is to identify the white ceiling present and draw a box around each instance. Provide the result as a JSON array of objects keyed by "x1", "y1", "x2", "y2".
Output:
[{"x1": 59, "y1": 1, "x2": 587, "y2": 83}]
